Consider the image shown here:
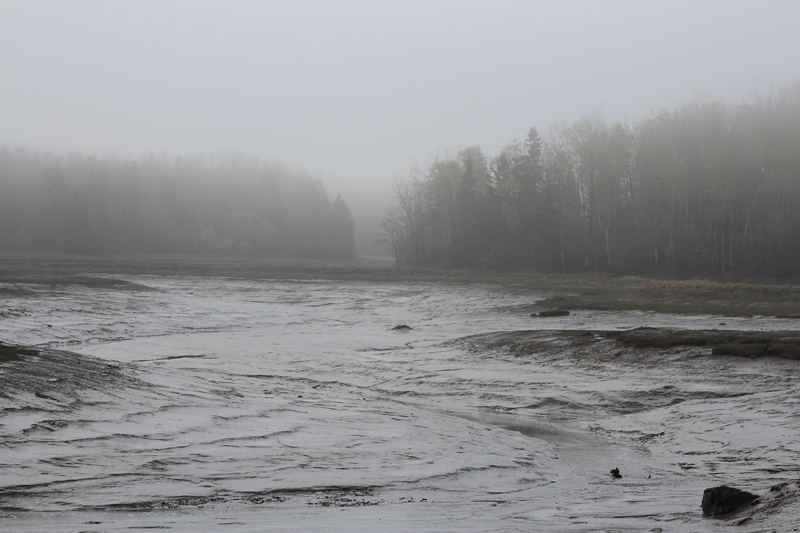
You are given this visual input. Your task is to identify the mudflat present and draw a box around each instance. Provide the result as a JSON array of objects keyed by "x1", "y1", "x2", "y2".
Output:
[{"x1": 2, "y1": 258, "x2": 800, "y2": 531}]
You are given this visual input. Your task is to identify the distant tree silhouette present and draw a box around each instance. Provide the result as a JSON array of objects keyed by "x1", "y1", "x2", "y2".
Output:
[
  {"x1": 0, "y1": 149, "x2": 357, "y2": 260},
  {"x1": 328, "y1": 195, "x2": 357, "y2": 259},
  {"x1": 381, "y1": 83, "x2": 800, "y2": 277}
]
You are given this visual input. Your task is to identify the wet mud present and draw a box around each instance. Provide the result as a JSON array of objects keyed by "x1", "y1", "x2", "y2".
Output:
[{"x1": 2, "y1": 276, "x2": 800, "y2": 531}]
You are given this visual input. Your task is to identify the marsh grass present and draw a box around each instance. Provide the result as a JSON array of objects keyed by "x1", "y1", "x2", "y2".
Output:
[
  {"x1": 536, "y1": 278, "x2": 800, "y2": 317},
  {"x1": 643, "y1": 279, "x2": 800, "y2": 300},
  {"x1": 536, "y1": 295, "x2": 800, "y2": 318}
]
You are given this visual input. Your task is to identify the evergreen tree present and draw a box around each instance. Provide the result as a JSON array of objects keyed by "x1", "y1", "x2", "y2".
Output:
[
  {"x1": 380, "y1": 82, "x2": 800, "y2": 277},
  {"x1": 0, "y1": 149, "x2": 357, "y2": 260},
  {"x1": 329, "y1": 195, "x2": 357, "y2": 259}
]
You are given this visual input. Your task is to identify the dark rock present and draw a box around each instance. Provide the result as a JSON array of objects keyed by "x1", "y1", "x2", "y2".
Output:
[
  {"x1": 610, "y1": 468, "x2": 622, "y2": 478},
  {"x1": 534, "y1": 310, "x2": 570, "y2": 318},
  {"x1": 702, "y1": 486, "x2": 759, "y2": 517},
  {"x1": 392, "y1": 325, "x2": 412, "y2": 330}
]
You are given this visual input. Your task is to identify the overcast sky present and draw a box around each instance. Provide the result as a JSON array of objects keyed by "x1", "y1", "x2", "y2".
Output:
[{"x1": 2, "y1": 0, "x2": 800, "y2": 187}]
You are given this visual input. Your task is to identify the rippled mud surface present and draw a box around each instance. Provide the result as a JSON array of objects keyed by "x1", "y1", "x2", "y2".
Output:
[{"x1": 2, "y1": 277, "x2": 800, "y2": 531}]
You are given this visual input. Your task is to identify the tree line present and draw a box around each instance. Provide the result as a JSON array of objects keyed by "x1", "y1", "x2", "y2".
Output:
[
  {"x1": 0, "y1": 149, "x2": 356, "y2": 259},
  {"x1": 380, "y1": 84, "x2": 800, "y2": 277}
]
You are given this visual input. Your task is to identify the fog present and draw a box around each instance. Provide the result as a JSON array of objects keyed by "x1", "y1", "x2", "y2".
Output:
[
  {"x1": 2, "y1": 0, "x2": 800, "y2": 255},
  {"x1": 4, "y1": 4, "x2": 800, "y2": 527}
]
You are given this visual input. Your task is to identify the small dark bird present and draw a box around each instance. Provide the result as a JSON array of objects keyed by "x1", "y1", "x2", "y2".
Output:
[{"x1": 610, "y1": 468, "x2": 622, "y2": 478}]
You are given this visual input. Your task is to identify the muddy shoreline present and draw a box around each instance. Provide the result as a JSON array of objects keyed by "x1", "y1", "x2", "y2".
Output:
[
  {"x1": 4, "y1": 328, "x2": 799, "y2": 514},
  {"x1": 2, "y1": 274, "x2": 800, "y2": 531},
  {"x1": 4, "y1": 255, "x2": 800, "y2": 318}
]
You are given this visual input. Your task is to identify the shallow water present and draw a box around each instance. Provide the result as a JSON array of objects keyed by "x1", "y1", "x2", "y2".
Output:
[{"x1": 2, "y1": 276, "x2": 799, "y2": 531}]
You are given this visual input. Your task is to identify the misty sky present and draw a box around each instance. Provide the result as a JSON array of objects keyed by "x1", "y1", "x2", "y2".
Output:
[{"x1": 2, "y1": 0, "x2": 800, "y2": 189}]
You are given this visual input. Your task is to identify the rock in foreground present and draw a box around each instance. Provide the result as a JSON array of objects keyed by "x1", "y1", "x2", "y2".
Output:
[
  {"x1": 702, "y1": 486, "x2": 759, "y2": 517},
  {"x1": 531, "y1": 310, "x2": 570, "y2": 318}
]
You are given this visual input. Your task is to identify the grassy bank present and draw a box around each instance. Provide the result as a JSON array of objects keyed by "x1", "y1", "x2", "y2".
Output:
[{"x1": 535, "y1": 277, "x2": 800, "y2": 318}]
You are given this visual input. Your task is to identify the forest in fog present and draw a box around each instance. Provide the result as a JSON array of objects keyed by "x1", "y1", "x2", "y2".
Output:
[
  {"x1": 381, "y1": 85, "x2": 800, "y2": 277},
  {"x1": 2, "y1": 85, "x2": 799, "y2": 276},
  {"x1": 0, "y1": 150, "x2": 356, "y2": 259}
]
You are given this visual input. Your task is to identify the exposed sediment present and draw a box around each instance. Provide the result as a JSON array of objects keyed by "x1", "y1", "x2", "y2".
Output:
[
  {"x1": 465, "y1": 327, "x2": 800, "y2": 361},
  {"x1": 0, "y1": 342, "x2": 147, "y2": 409},
  {"x1": 3, "y1": 276, "x2": 800, "y2": 531}
]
